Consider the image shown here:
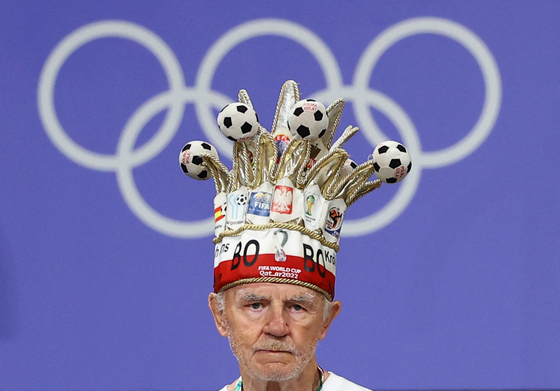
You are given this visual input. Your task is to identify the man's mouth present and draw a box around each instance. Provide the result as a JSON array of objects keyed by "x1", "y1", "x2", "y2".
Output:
[
  {"x1": 254, "y1": 346, "x2": 296, "y2": 355},
  {"x1": 256, "y1": 349, "x2": 290, "y2": 353}
]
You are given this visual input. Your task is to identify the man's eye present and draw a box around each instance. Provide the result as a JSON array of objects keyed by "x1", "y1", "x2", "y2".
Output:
[
  {"x1": 250, "y1": 302, "x2": 262, "y2": 310},
  {"x1": 292, "y1": 304, "x2": 304, "y2": 311}
]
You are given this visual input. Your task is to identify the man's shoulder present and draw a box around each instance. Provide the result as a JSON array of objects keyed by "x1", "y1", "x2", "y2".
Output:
[{"x1": 323, "y1": 372, "x2": 373, "y2": 391}]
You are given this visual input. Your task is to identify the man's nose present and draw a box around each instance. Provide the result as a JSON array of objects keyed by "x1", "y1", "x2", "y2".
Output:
[{"x1": 263, "y1": 304, "x2": 289, "y2": 337}]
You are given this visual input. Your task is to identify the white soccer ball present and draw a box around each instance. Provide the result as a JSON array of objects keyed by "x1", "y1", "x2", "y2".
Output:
[
  {"x1": 179, "y1": 140, "x2": 219, "y2": 180},
  {"x1": 372, "y1": 141, "x2": 412, "y2": 184},
  {"x1": 287, "y1": 99, "x2": 328, "y2": 142},
  {"x1": 217, "y1": 103, "x2": 260, "y2": 142}
]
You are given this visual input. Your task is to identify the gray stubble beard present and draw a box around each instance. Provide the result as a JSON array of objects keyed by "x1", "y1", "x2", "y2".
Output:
[{"x1": 225, "y1": 322, "x2": 319, "y2": 382}]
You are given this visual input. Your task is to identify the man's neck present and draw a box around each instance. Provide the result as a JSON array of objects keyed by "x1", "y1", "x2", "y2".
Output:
[{"x1": 235, "y1": 360, "x2": 322, "y2": 391}]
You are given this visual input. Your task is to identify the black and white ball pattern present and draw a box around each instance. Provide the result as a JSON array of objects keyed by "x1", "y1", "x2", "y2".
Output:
[
  {"x1": 287, "y1": 99, "x2": 328, "y2": 142},
  {"x1": 179, "y1": 141, "x2": 219, "y2": 180},
  {"x1": 372, "y1": 141, "x2": 412, "y2": 184},
  {"x1": 341, "y1": 158, "x2": 358, "y2": 178},
  {"x1": 217, "y1": 103, "x2": 260, "y2": 142},
  {"x1": 235, "y1": 193, "x2": 248, "y2": 206}
]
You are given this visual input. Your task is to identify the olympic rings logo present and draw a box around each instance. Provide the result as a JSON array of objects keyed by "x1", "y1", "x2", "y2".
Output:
[{"x1": 37, "y1": 17, "x2": 501, "y2": 239}]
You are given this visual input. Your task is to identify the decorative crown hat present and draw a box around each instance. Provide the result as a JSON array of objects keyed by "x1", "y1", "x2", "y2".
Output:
[{"x1": 179, "y1": 80, "x2": 412, "y2": 301}]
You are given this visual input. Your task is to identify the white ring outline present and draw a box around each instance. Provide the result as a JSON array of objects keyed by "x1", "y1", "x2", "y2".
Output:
[
  {"x1": 312, "y1": 87, "x2": 422, "y2": 236},
  {"x1": 37, "y1": 17, "x2": 502, "y2": 238},
  {"x1": 38, "y1": 20, "x2": 186, "y2": 171},
  {"x1": 194, "y1": 18, "x2": 343, "y2": 159},
  {"x1": 116, "y1": 90, "x2": 218, "y2": 237},
  {"x1": 354, "y1": 17, "x2": 502, "y2": 168}
]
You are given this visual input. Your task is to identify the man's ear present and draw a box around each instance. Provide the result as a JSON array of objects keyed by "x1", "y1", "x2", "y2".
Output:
[
  {"x1": 208, "y1": 293, "x2": 229, "y2": 338},
  {"x1": 318, "y1": 300, "x2": 342, "y2": 340}
]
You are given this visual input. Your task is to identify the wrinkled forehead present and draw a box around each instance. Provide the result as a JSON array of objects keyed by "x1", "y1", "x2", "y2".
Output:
[{"x1": 227, "y1": 282, "x2": 325, "y2": 304}]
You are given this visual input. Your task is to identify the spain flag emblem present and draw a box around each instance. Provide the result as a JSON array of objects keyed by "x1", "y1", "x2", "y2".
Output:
[{"x1": 214, "y1": 206, "x2": 224, "y2": 222}]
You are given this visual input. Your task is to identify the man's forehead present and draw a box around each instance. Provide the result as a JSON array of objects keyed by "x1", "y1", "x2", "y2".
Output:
[{"x1": 228, "y1": 283, "x2": 323, "y2": 302}]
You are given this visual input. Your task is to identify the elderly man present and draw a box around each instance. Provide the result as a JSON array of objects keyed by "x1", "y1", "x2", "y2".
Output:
[
  {"x1": 209, "y1": 282, "x2": 376, "y2": 391},
  {"x1": 180, "y1": 80, "x2": 410, "y2": 391}
]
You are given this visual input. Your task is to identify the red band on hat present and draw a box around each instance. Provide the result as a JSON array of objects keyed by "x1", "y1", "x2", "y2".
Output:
[{"x1": 214, "y1": 253, "x2": 335, "y2": 298}]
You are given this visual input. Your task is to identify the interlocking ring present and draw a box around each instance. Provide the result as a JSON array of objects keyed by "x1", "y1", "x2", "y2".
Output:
[{"x1": 38, "y1": 17, "x2": 501, "y2": 238}]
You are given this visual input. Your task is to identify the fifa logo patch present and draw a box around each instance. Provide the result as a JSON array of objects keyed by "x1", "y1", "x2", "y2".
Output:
[{"x1": 247, "y1": 191, "x2": 272, "y2": 217}]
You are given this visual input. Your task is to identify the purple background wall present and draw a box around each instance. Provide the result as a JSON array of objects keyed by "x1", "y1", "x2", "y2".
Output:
[{"x1": 1, "y1": 1, "x2": 559, "y2": 389}]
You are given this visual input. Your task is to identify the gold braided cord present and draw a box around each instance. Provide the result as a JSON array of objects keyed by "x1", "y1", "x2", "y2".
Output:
[
  {"x1": 295, "y1": 141, "x2": 312, "y2": 188},
  {"x1": 237, "y1": 142, "x2": 253, "y2": 188},
  {"x1": 305, "y1": 149, "x2": 348, "y2": 199},
  {"x1": 218, "y1": 277, "x2": 333, "y2": 302},
  {"x1": 260, "y1": 130, "x2": 278, "y2": 183},
  {"x1": 334, "y1": 160, "x2": 376, "y2": 200},
  {"x1": 346, "y1": 179, "x2": 382, "y2": 207},
  {"x1": 238, "y1": 89, "x2": 253, "y2": 108},
  {"x1": 251, "y1": 128, "x2": 277, "y2": 187},
  {"x1": 271, "y1": 80, "x2": 300, "y2": 134},
  {"x1": 212, "y1": 222, "x2": 340, "y2": 252},
  {"x1": 329, "y1": 125, "x2": 359, "y2": 153},
  {"x1": 273, "y1": 139, "x2": 306, "y2": 182},
  {"x1": 202, "y1": 154, "x2": 230, "y2": 194},
  {"x1": 324, "y1": 98, "x2": 345, "y2": 149}
]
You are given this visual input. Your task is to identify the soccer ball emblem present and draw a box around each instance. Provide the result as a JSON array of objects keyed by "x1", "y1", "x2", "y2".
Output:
[
  {"x1": 179, "y1": 140, "x2": 219, "y2": 180},
  {"x1": 235, "y1": 193, "x2": 248, "y2": 206},
  {"x1": 372, "y1": 141, "x2": 412, "y2": 184},
  {"x1": 287, "y1": 99, "x2": 328, "y2": 142},
  {"x1": 217, "y1": 103, "x2": 260, "y2": 142}
]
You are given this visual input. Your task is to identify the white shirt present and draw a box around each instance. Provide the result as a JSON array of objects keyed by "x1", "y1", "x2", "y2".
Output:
[{"x1": 218, "y1": 372, "x2": 373, "y2": 391}]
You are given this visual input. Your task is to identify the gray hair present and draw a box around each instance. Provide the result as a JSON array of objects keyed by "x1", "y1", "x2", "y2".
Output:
[{"x1": 213, "y1": 289, "x2": 334, "y2": 321}]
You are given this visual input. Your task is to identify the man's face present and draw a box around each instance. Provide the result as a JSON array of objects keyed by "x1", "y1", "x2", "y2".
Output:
[{"x1": 210, "y1": 283, "x2": 340, "y2": 381}]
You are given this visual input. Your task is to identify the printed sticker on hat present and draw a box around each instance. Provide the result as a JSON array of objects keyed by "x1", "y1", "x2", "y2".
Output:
[
  {"x1": 303, "y1": 183, "x2": 325, "y2": 231},
  {"x1": 269, "y1": 177, "x2": 302, "y2": 223},
  {"x1": 214, "y1": 192, "x2": 227, "y2": 235},
  {"x1": 274, "y1": 126, "x2": 291, "y2": 164},
  {"x1": 322, "y1": 198, "x2": 347, "y2": 244},
  {"x1": 226, "y1": 186, "x2": 249, "y2": 230},
  {"x1": 247, "y1": 182, "x2": 273, "y2": 225}
]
